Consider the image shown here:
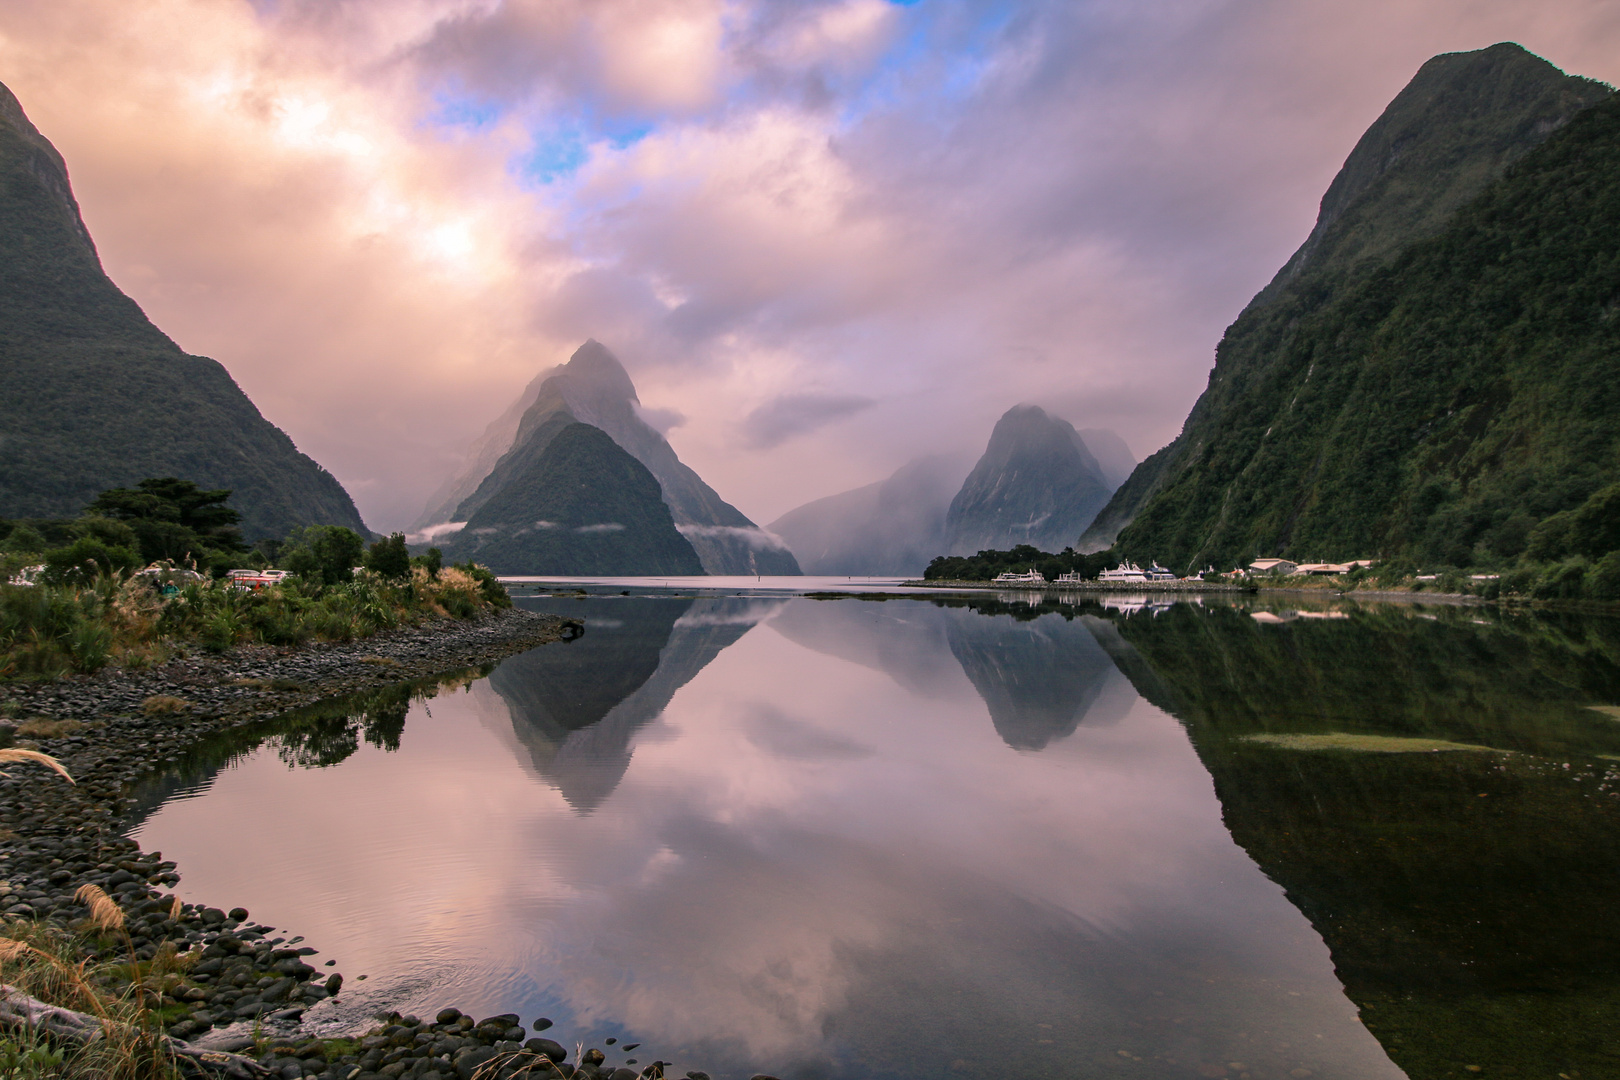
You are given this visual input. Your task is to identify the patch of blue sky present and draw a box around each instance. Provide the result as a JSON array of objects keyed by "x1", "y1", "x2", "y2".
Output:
[
  {"x1": 828, "y1": 0, "x2": 1013, "y2": 130},
  {"x1": 426, "y1": 89, "x2": 505, "y2": 134},
  {"x1": 512, "y1": 107, "x2": 659, "y2": 188},
  {"x1": 516, "y1": 129, "x2": 590, "y2": 187}
]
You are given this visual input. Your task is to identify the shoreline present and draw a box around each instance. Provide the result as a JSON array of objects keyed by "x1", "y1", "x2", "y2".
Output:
[{"x1": 0, "y1": 608, "x2": 652, "y2": 1080}]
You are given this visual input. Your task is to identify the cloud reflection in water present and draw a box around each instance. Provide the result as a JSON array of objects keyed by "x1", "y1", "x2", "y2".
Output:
[{"x1": 133, "y1": 597, "x2": 1400, "y2": 1080}]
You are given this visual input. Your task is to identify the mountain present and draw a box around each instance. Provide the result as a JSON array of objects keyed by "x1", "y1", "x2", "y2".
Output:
[
  {"x1": 767, "y1": 455, "x2": 968, "y2": 575},
  {"x1": 0, "y1": 81, "x2": 367, "y2": 541},
  {"x1": 421, "y1": 340, "x2": 799, "y2": 574},
  {"x1": 1085, "y1": 45, "x2": 1620, "y2": 572},
  {"x1": 944, "y1": 405, "x2": 1116, "y2": 555},
  {"x1": 439, "y1": 417, "x2": 704, "y2": 575}
]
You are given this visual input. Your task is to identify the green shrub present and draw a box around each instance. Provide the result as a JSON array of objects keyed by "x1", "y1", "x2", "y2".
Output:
[
  {"x1": 364, "y1": 533, "x2": 411, "y2": 580},
  {"x1": 282, "y1": 526, "x2": 365, "y2": 586},
  {"x1": 1588, "y1": 550, "x2": 1620, "y2": 601},
  {"x1": 1533, "y1": 556, "x2": 1591, "y2": 600},
  {"x1": 42, "y1": 537, "x2": 140, "y2": 586},
  {"x1": 411, "y1": 546, "x2": 443, "y2": 578},
  {"x1": 454, "y1": 562, "x2": 512, "y2": 608}
]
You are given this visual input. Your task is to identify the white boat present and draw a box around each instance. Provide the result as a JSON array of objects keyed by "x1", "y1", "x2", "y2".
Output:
[
  {"x1": 1098, "y1": 561, "x2": 1148, "y2": 582},
  {"x1": 991, "y1": 569, "x2": 1047, "y2": 585},
  {"x1": 1145, "y1": 562, "x2": 1178, "y2": 581}
]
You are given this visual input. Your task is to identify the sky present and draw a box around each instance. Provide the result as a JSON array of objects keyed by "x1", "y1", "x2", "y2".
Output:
[{"x1": 2, "y1": 0, "x2": 1619, "y2": 531}]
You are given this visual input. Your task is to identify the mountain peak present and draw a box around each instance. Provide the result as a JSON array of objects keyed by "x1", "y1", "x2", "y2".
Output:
[
  {"x1": 562, "y1": 339, "x2": 639, "y2": 405},
  {"x1": 944, "y1": 405, "x2": 1112, "y2": 554}
]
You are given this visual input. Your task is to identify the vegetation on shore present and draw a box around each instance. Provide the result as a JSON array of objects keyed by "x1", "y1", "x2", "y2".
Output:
[{"x1": 0, "y1": 479, "x2": 510, "y2": 681}]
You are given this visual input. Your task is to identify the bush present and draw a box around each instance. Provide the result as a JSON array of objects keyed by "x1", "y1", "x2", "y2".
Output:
[
  {"x1": 453, "y1": 562, "x2": 511, "y2": 608},
  {"x1": 411, "y1": 546, "x2": 443, "y2": 578},
  {"x1": 41, "y1": 537, "x2": 140, "y2": 586},
  {"x1": 282, "y1": 526, "x2": 365, "y2": 586},
  {"x1": 1533, "y1": 556, "x2": 1591, "y2": 600},
  {"x1": 364, "y1": 533, "x2": 411, "y2": 580},
  {"x1": 1588, "y1": 550, "x2": 1620, "y2": 601}
]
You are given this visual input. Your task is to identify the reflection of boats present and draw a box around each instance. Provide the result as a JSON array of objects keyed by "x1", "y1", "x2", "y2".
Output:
[
  {"x1": 1102, "y1": 595, "x2": 1178, "y2": 616},
  {"x1": 992, "y1": 569, "x2": 1046, "y2": 585}
]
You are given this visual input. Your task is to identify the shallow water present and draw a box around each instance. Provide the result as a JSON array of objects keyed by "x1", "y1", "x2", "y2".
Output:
[{"x1": 130, "y1": 593, "x2": 1620, "y2": 1080}]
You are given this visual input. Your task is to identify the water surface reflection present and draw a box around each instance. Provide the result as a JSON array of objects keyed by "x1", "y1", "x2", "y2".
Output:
[{"x1": 131, "y1": 595, "x2": 1620, "y2": 1079}]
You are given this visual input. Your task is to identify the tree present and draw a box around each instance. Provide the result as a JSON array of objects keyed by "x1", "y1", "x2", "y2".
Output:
[
  {"x1": 281, "y1": 526, "x2": 365, "y2": 586},
  {"x1": 86, "y1": 478, "x2": 245, "y2": 563},
  {"x1": 364, "y1": 533, "x2": 411, "y2": 580}
]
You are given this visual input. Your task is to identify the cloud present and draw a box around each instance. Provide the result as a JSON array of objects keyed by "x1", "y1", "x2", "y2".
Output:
[
  {"x1": 575, "y1": 522, "x2": 626, "y2": 533},
  {"x1": 634, "y1": 402, "x2": 687, "y2": 434},
  {"x1": 405, "y1": 521, "x2": 467, "y2": 544},
  {"x1": 675, "y1": 524, "x2": 792, "y2": 550},
  {"x1": 741, "y1": 393, "x2": 876, "y2": 449},
  {"x1": 3, "y1": 0, "x2": 1618, "y2": 528}
]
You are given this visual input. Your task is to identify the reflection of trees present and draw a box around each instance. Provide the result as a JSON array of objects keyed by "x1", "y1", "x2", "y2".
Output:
[
  {"x1": 1106, "y1": 602, "x2": 1620, "y2": 1080},
  {"x1": 272, "y1": 674, "x2": 472, "y2": 767}
]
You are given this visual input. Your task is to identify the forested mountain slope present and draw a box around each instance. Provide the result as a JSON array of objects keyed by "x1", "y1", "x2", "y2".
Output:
[
  {"x1": 441, "y1": 418, "x2": 704, "y2": 576},
  {"x1": 1114, "y1": 83, "x2": 1620, "y2": 572},
  {"x1": 1081, "y1": 43, "x2": 1610, "y2": 559},
  {"x1": 0, "y1": 82, "x2": 367, "y2": 540}
]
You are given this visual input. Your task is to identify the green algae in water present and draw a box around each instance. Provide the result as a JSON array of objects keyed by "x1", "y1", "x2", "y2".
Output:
[{"x1": 1242, "y1": 732, "x2": 1501, "y2": 753}]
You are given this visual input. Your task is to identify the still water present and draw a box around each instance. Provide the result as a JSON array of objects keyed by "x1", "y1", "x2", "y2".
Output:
[{"x1": 130, "y1": 592, "x2": 1620, "y2": 1080}]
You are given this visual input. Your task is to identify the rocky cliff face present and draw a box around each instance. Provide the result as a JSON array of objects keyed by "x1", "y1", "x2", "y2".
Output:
[
  {"x1": 423, "y1": 340, "x2": 800, "y2": 575},
  {"x1": 0, "y1": 81, "x2": 368, "y2": 540},
  {"x1": 944, "y1": 406, "x2": 1114, "y2": 555},
  {"x1": 1081, "y1": 43, "x2": 1611, "y2": 555}
]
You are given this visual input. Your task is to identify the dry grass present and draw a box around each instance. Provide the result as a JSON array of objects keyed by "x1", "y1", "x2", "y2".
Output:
[
  {"x1": 0, "y1": 748, "x2": 73, "y2": 782},
  {"x1": 1587, "y1": 705, "x2": 1620, "y2": 721},
  {"x1": 1242, "y1": 732, "x2": 1501, "y2": 754},
  {"x1": 0, "y1": 922, "x2": 183, "y2": 1080},
  {"x1": 139, "y1": 696, "x2": 187, "y2": 717},
  {"x1": 14, "y1": 718, "x2": 86, "y2": 739},
  {"x1": 74, "y1": 885, "x2": 126, "y2": 935}
]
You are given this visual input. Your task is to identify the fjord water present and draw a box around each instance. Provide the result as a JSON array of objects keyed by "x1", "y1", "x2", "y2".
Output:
[{"x1": 130, "y1": 595, "x2": 1620, "y2": 1080}]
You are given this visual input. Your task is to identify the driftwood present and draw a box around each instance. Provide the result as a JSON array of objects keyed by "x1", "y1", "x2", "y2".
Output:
[{"x1": 0, "y1": 984, "x2": 268, "y2": 1079}]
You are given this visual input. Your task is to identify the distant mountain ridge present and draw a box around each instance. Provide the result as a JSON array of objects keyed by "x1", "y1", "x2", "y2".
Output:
[
  {"x1": 422, "y1": 341, "x2": 799, "y2": 575},
  {"x1": 770, "y1": 408, "x2": 1133, "y2": 574},
  {"x1": 1083, "y1": 44, "x2": 1620, "y2": 571},
  {"x1": 767, "y1": 455, "x2": 968, "y2": 576},
  {"x1": 0, "y1": 81, "x2": 368, "y2": 541},
  {"x1": 1082, "y1": 41, "x2": 1613, "y2": 557}
]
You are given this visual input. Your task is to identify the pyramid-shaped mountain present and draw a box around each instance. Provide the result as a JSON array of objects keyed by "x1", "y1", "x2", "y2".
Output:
[
  {"x1": 422, "y1": 341, "x2": 800, "y2": 575},
  {"x1": 1082, "y1": 43, "x2": 1612, "y2": 559},
  {"x1": 944, "y1": 405, "x2": 1115, "y2": 554},
  {"x1": 440, "y1": 417, "x2": 704, "y2": 575},
  {"x1": 0, "y1": 81, "x2": 367, "y2": 540}
]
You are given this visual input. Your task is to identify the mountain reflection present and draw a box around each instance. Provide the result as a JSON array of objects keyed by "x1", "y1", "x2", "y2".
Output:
[
  {"x1": 770, "y1": 597, "x2": 1134, "y2": 749},
  {"x1": 492, "y1": 596, "x2": 778, "y2": 810}
]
